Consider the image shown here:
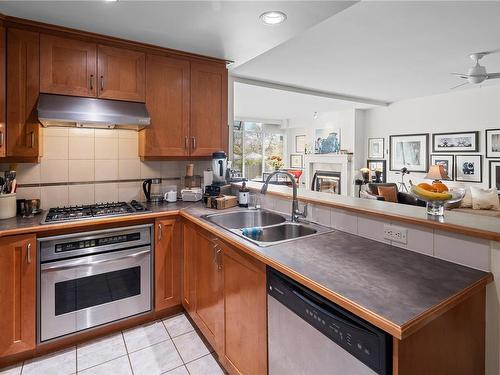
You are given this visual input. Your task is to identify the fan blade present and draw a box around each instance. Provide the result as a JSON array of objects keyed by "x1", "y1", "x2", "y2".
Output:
[
  {"x1": 450, "y1": 73, "x2": 469, "y2": 79},
  {"x1": 487, "y1": 72, "x2": 500, "y2": 80},
  {"x1": 450, "y1": 82, "x2": 469, "y2": 90}
]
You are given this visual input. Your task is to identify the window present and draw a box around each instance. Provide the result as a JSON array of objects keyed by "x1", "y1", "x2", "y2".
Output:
[{"x1": 232, "y1": 121, "x2": 285, "y2": 180}]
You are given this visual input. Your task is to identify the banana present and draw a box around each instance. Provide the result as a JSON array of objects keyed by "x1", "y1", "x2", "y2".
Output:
[{"x1": 411, "y1": 185, "x2": 452, "y2": 200}]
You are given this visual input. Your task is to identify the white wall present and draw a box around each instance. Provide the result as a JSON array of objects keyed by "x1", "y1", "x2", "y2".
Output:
[{"x1": 362, "y1": 85, "x2": 500, "y2": 188}]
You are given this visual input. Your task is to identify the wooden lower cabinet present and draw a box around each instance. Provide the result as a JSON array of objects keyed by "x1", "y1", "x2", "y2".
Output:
[
  {"x1": 219, "y1": 241, "x2": 268, "y2": 375},
  {"x1": 154, "y1": 218, "x2": 182, "y2": 311},
  {"x1": 182, "y1": 222, "x2": 267, "y2": 375},
  {"x1": 0, "y1": 234, "x2": 36, "y2": 357}
]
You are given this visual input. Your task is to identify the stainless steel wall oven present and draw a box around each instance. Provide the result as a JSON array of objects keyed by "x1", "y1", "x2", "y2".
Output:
[{"x1": 37, "y1": 224, "x2": 153, "y2": 342}]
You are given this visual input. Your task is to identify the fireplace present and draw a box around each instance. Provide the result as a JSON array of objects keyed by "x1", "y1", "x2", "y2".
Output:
[{"x1": 311, "y1": 170, "x2": 342, "y2": 195}]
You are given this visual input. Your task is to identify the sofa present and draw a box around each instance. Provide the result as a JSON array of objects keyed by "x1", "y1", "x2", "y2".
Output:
[
  {"x1": 362, "y1": 183, "x2": 426, "y2": 207},
  {"x1": 447, "y1": 196, "x2": 500, "y2": 218}
]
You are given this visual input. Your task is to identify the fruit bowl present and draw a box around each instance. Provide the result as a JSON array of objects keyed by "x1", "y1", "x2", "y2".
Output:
[{"x1": 410, "y1": 183, "x2": 465, "y2": 216}]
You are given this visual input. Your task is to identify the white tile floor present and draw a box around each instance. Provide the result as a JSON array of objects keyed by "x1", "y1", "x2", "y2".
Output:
[{"x1": 0, "y1": 314, "x2": 225, "y2": 375}]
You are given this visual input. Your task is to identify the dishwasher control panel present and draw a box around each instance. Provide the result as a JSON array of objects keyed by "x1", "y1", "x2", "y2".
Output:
[{"x1": 267, "y1": 268, "x2": 391, "y2": 375}]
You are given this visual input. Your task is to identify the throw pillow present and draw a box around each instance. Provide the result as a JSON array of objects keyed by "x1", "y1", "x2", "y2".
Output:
[
  {"x1": 377, "y1": 186, "x2": 398, "y2": 203},
  {"x1": 460, "y1": 188, "x2": 472, "y2": 208},
  {"x1": 470, "y1": 187, "x2": 500, "y2": 210}
]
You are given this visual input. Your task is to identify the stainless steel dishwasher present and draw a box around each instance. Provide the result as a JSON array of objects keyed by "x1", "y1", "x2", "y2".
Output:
[{"x1": 267, "y1": 268, "x2": 391, "y2": 375}]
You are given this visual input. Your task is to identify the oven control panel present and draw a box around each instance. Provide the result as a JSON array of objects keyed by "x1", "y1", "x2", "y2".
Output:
[{"x1": 55, "y1": 233, "x2": 140, "y2": 253}]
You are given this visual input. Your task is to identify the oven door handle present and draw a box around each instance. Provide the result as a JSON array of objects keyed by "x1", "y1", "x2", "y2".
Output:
[{"x1": 41, "y1": 249, "x2": 150, "y2": 272}]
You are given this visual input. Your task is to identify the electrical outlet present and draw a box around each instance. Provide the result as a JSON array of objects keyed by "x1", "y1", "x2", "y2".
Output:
[{"x1": 383, "y1": 225, "x2": 408, "y2": 244}]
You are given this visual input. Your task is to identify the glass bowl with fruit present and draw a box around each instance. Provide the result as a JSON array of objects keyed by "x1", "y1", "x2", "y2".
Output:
[{"x1": 410, "y1": 181, "x2": 465, "y2": 216}]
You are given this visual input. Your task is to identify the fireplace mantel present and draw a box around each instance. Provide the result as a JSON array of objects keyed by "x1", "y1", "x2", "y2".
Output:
[{"x1": 304, "y1": 154, "x2": 352, "y2": 196}]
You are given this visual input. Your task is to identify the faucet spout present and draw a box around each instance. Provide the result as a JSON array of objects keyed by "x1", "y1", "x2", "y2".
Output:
[{"x1": 260, "y1": 170, "x2": 307, "y2": 222}]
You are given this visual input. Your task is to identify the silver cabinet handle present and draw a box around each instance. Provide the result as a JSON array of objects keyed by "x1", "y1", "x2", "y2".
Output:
[
  {"x1": 90, "y1": 75, "x2": 94, "y2": 91},
  {"x1": 27, "y1": 243, "x2": 32, "y2": 264},
  {"x1": 191, "y1": 137, "x2": 196, "y2": 150},
  {"x1": 100, "y1": 75, "x2": 104, "y2": 91},
  {"x1": 216, "y1": 247, "x2": 222, "y2": 270},
  {"x1": 185, "y1": 136, "x2": 189, "y2": 149},
  {"x1": 158, "y1": 223, "x2": 163, "y2": 240},
  {"x1": 41, "y1": 249, "x2": 150, "y2": 272},
  {"x1": 28, "y1": 131, "x2": 35, "y2": 148},
  {"x1": 0, "y1": 130, "x2": 4, "y2": 147}
]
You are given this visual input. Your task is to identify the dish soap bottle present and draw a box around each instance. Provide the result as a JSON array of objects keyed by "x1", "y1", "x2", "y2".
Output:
[{"x1": 238, "y1": 181, "x2": 249, "y2": 208}]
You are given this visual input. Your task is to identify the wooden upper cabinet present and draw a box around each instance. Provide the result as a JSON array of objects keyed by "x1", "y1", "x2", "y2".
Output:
[
  {"x1": 6, "y1": 28, "x2": 41, "y2": 158},
  {"x1": 97, "y1": 45, "x2": 145, "y2": 102},
  {"x1": 40, "y1": 34, "x2": 97, "y2": 97},
  {"x1": 0, "y1": 24, "x2": 5, "y2": 157},
  {"x1": 220, "y1": 243, "x2": 268, "y2": 375},
  {"x1": 0, "y1": 234, "x2": 36, "y2": 357},
  {"x1": 189, "y1": 61, "x2": 228, "y2": 157},
  {"x1": 154, "y1": 218, "x2": 182, "y2": 311},
  {"x1": 140, "y1": 54, "x2": 190, "y2": 157}
]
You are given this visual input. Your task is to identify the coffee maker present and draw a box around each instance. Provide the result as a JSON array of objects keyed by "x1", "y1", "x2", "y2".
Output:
[{"x1": 212, "y1": 151, "x2": 227, "y2": 185}]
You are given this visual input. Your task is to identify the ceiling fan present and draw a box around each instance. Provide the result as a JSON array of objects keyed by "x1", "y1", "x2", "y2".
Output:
[{"x1": 450, "y1": 50, "x2": 500, "y2": 89}]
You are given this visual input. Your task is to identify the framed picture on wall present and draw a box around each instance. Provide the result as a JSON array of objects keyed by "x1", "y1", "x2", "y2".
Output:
[
  {"x1": 430, "y1": 154, "x2": 454, "y2": 180},
  {"x1": 486, "y1": 129, "x2": 500, "y2": 158},
  {"x1": 455, "y1": 154, "x2": 482, "y2": 183},
  {"x1": 295, "y1": 135, "x2": 306, "y2": 154},
  {"x1": 314, "y1": 128, "x2": 341, "y2": 154},
  {"x1": 489, "y1": 160, "x2": 500, "y2": 191},
  {"x1": 389, "y1": 133, "x2": 429, "y2": 172},
  {"x1": 368, "y1": 138, "x2": 384, "y2": 159},
  {"x1": 289, "y1": 154, "x2": 304, "y2": 169},
  {"x1": 367, "y1": 159, "x2": 387, "y2": 183},
  {"x1": 432, "y1": 131, "x2": 479, "y2": 152}
]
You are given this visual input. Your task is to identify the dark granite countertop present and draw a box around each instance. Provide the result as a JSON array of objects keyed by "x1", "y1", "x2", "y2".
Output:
[{"x1": 180, "y1": 204, "x2": 491, "y2": 339}]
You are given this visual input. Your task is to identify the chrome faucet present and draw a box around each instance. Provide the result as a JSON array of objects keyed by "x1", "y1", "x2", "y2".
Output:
[{"x1": 260, "y1": 170, "x2": 307, "y2": 222}]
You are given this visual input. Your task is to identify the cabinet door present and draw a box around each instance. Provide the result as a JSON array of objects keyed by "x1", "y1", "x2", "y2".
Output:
[
  {"x1": 0, "y1": 234, "x2": 36, "y2": 357},
  {"x1": 97, "y1": 45, "x2": 145, "y2": 102},
  {"x1": 184, "y1": 225, "x2": 223, "y2": 351},
  {"x1": 182, "y1": 222, "x2": 197, "y2": 313},
  {"x1": 140, "y1": 54, "x2": 190, "y2": 157},
  {"x1": 6, "y1": 28, "x2": 40, "y2": 158},
  {"x1": 155, "y1": 218, "x2": 182, "y2": 311},
  {"x1": 0, "y1": 24, "x2": 5, "y2": 157},
  {"x1": 40, "y1": 34, "x2": 97, "y2": 97},
  {"x1": 220, "y1": 243, "x2": 267, "y2": 375},
  {"x1": 189, "y1": 61, "x2": 228, "y2": 156}
]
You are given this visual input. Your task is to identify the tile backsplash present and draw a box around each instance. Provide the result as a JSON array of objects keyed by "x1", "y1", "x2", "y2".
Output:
[{"x1": 1, "y1": 128, "x2": 210, "y2": 209}]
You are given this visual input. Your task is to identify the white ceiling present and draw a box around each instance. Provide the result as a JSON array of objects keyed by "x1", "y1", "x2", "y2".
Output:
[
  {"x1": 233, "y1": 1, "x2": 500, "y2": 102},
  {"x1": 0, "y1": 1, "x2": 355, "y2": 68},
  {"x1": 234, "y1": 82, "x2": 374, "y2": 121}
]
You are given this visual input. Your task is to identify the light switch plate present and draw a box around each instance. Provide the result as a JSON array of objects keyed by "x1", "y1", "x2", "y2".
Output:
[{"x1": 384, "y1": 225, "x2": 408, "y2": 244}]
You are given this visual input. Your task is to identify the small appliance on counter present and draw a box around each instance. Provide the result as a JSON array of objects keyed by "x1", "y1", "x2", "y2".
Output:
[
  {"x1": 212, "y1": 151, "x2": 227, "y2": 185},
  {"x1": 0, "y1": 169, "x2": 18, "y2": 220},
  {"x1": 184, "y1": 163, "x2": 201, "y2": 189},
  {"x1": 143, "y1": 178, "x2": 163, "y2": 202},
  {"x1": 181, "y1": 188, "x2": 203, "y2": 202}
]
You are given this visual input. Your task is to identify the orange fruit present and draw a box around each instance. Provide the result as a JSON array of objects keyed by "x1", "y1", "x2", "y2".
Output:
[
  {"x1": 432, "y1": 182, "x2": 449, "y2": 193},
  {"x1": 417, "y1": 183, "x2": 435, "y2": 192}
]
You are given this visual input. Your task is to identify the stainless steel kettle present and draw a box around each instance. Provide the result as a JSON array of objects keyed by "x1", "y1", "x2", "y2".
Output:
[{"x1": 142, "y1": 178, "x2": 163, "y2": 202}]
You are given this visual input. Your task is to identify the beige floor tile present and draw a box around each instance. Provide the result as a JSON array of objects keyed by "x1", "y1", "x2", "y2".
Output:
[
  {"x1": 123, "y1": 321, "x2": 169, "y2": 353},
  {"x1": 163, "y1": 314, "x2": 195, "y2": 338},
  {"x1": 185, "y1": 354, "x2": 224, "y2": 375},
  {"x1": 172, "y1": 330, "x2": 210, "y2": 363},
  {"x1": 77, "y1": 356, "x2": 131, "y2": 375},
  {"x1": 0, "y1": 363, "x2": 22, "y2": 375},
  {"x1": 22, "y1": 347, "x2": 76, "y2": 375},
  {"x1": 77, "y1": 333, "x2": 126, "y2": 371},
  {"x1": 128, "y1": 340, "x2": 183, "y2": 375}
]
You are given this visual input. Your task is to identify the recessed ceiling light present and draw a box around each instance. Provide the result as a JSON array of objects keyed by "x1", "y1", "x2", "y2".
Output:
[{"x1": 260, "y1": 11, "x2": 287, "y2": 25}]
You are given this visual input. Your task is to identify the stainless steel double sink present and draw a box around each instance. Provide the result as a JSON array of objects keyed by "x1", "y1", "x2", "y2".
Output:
[{"x1": 202, "y1": 209, "x2": 331, "y2": 246}]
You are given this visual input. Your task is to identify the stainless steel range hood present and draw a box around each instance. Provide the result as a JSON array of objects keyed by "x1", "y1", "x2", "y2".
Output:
[{"x1": 37, "y1": 94, "x2": 150, "y2": 130}]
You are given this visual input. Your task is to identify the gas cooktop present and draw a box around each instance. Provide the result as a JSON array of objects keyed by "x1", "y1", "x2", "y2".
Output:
[{"x1": 41, "y1": 201, "x2": 150, "y2": 224}]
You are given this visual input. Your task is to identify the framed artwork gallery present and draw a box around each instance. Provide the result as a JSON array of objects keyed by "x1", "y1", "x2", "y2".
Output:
[
  {"x1": 486, "y1": 128, "x2": 500, "y2": 158},
  {"x1": 295, "y1": 135, "x2": 306, "y2": 154},
  {"x1": 368, "y1": 138, "x2": 384, "y2": 159},
  {"x1": 367, "y1": 159, "x2": 387, "y2": 183},
  {"x1": 290, "y1": 154, "x2": 304, "y2": 169},
  {"x1": 389, "y1": 133, "x2": 429, "y2": 172},
  {"x1": 432, "y1": 131, "x2": 479, "y2": 153},
  {"x1": 489, "y1": 160, "x2": 500, "y2": 190}
]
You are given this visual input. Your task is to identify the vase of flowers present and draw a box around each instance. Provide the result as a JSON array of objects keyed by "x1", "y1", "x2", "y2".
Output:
[{"x1": 269, "y1": 155, "x2": 284, "y2": 170}]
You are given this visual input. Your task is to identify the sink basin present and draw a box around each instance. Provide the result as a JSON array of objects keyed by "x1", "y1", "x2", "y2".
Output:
[
  {"x1": 203, "y1": 210, "x2": 286, "y2": 229},
  {"x1": 241, "y1": 223, "x2": 317, "y2": 243}
]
